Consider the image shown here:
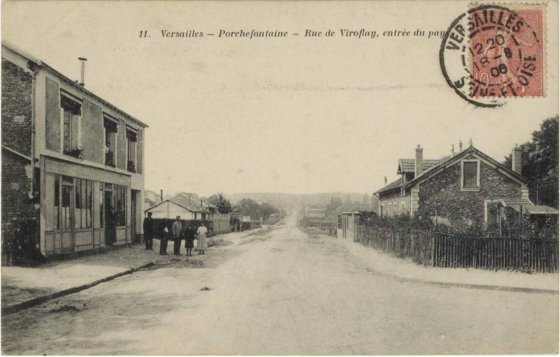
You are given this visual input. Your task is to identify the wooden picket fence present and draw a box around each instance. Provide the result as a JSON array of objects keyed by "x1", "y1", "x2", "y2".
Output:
[
  {"x1": 357, "y1": 226, "x2": 559, "y2": 273},
  {"x1": 357, "y1": 227, "x2": 432, "y2": 266},
  {"x1": 433, "y1": 233, "x2": 558, "y2": 273}
]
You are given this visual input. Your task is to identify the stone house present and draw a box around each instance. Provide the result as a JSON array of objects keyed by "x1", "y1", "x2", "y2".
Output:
[
  {"x1": 375, "y1": 143, "x2": 556, "y2": 227},
  {"x1": 2, "y1": 43, "x2": 148, "y2": 261}
]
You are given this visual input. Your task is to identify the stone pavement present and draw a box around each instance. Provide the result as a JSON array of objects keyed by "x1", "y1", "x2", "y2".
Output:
[{"x1": 1, "y1": 228, "x2": 267, "y2": 313}]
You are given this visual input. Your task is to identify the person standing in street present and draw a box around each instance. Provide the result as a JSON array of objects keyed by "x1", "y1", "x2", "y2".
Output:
[
  {"x1": 159, "y1": 223, "x2": 169, "y2": 255},
  {"x1": 143, "y1": 212, "x2": 154, "y2": 250},
  {"x1": 196, "y1": 223, "x2": 208, "y2": 255},
  {"x1": 184, "y1": 224, "x2": 195, "y2": 256},
  {"x1": 172, "y1": 216, "x2": 183, "y2": 256}
]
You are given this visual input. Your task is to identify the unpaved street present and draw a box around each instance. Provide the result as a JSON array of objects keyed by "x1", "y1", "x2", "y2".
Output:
[{"x1": 2, "y1": 217, "x2": 558, "y2": 355}]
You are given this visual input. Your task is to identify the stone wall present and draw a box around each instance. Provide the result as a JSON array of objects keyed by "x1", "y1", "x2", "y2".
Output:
[{"x1": 418, "y1": 160, "x2": 523, "y2": 226}]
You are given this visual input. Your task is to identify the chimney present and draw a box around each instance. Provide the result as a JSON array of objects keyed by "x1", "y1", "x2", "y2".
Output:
[
  {"x1": 78, "y1": 57, "x2": 87, "y2": 86},
  {"x1": 384, "y1": 176, "x2": 387, "y2": 185},
  {"x1": 512, "y1": 144, "x2": 522, "y2": 174},
  {"x1": 451, "y1": 144, "x2": 455, "y2": 156},
  {"x1": 415, "y1": 145, "x2": 424, "y2": 177},
  {"x1": 160, "y1": 189, "x2": 163, "y2": 202},
  {"x1": 459, "y1": 140, "x2": 463, "y2": 151}
]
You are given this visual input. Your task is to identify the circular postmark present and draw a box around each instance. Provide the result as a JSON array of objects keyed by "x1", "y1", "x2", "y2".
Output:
[{"x1": 440, "y1": 5, "x2": 543, "y2": 107}]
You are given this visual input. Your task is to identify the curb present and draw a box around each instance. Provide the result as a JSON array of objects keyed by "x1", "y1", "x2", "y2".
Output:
[
  {"x1": 1, "y1": 228, "x2": 267, "y2": 316},
  {"x1": 2, "y1": 262, "x2": 155, "y2": 316},
  {"x1": 335, "y1": 237, "x2": 559, "y2": 295},
  {"x1": 365, "y1": 266, "x2": 559, "y2": 295}
]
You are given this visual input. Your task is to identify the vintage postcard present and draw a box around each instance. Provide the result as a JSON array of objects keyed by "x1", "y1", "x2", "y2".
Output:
[{"x1": 1, "y1": 0, "x2": 558, "y2": 355}]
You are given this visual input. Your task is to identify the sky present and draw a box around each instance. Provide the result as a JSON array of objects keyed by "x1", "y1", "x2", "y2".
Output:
[{"x1": 2, "y1": 1, "x2": 558, "y2": 196}]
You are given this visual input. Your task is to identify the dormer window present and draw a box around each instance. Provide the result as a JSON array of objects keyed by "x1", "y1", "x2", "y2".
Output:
[
  {"x1": 60, "y1": 94, "x2": 82, "y2": 158},
  {"x1": 461, "y1": 160, "x2": 480, "y2": 190}
]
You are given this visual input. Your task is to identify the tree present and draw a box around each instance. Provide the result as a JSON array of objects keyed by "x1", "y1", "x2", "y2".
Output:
[
  {"x1": 207, "y1": 193, "x2": 233, "y2": 214},
  {"x1": 259, "y1": 202, "x2": 279, "y2": 221},
  {"x1": 504, "y1": 116, "x2": 558, "y2": 208},
  {"x1": 325, "y1": 197, "x2": 342, "y2": 217},
  {"x1": 238, "y1": 198, "x2": 262, "y2": 218},
  {"x1": 237, "y1": 198, "x2": 281, "y2": 220}
]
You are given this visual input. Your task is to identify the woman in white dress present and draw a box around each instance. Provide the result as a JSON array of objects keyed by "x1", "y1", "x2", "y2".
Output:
[{"x1": 196, "y1": 223, "x2": 208, "y2": 255}]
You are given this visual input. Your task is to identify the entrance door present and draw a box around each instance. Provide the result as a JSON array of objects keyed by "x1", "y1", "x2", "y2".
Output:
[
  {"x1": 104, "y1": 189, "x2": 116, "y2": 245},
  {"x1": 61, "y1": 177, "x2": 74, "y2": 252}
]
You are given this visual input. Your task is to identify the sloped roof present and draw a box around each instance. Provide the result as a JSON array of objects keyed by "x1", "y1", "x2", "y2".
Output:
[
  {"x1": 398, "y1": 159, "x2": 441, "y2": 173},
  {"x1": 376, "y1": 145, "x2": 531, "y2": 195},
  {"x1": 525, "y1": 205, "x2": 559, "y2": 215},
  {"x1": 375, "y1": 177, "x2": 403, "y2": 194},
  {"x1": 2, "y1": 42, "x2": 148, "y2": 128},
  {"x1": 501, "y1": 198, "x2": 534, "y2": 207},
  {"x1": 501, "y1": 198, "x2": 559, "y2": 215},
  {"x1": 404, "y1": 145, "x2": 529, "y2": 189},
  {"x1": 169, "y1": 193, "x2": 209, "y2": 212}
]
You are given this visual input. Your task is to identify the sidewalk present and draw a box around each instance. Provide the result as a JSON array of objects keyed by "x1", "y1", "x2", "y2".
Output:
[
  {"x1": 336, "y1": 235, "x2": 559, "y2": 294},
  {"x1": 1, "y1": 227, "x2": 267, "y2": 313}
]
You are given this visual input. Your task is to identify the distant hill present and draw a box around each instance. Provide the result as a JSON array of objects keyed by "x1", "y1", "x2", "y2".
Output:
[
  {"x1": 145, "y1": 190, "x2": 379, "y2": 214},
  {"x1": 224, "y1": 192, "x2": 379, "y2": 213}
]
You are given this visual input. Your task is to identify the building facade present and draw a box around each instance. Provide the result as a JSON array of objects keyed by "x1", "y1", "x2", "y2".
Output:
[
  {"x1": 375, "y1": 144, "x2": 554, "y2": 227},
  {"x1": 2, "y1": 43, "x2": 148, "y2": 261}
]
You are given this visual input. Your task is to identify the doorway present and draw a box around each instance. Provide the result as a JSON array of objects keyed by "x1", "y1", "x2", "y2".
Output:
[
  {"x1": 104, "y1": 187, "x2": 116, "y2": 246},
  {"x1": 60, "y1": 177, "x2": 74, "y2": 252}
]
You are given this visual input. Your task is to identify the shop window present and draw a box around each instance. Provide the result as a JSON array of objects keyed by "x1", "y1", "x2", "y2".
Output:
[
  {"x1": 75, "y1": 179, "x2": 93, "y2": 229},
  {"x1": 104, "y1": 117, "x2": 118, "y2": 167},
  {"x1": 114, "y1": 185, "x2": 127, "y2": 227},
  {"x1": 61, "y1": 95, "x2": 82, "y2": 158},
  {"x1": 61, "y1": 177, "x2": 73, "y2": 232}
]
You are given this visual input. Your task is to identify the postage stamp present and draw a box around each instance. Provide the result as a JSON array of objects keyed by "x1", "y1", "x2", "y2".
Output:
[{"x1": 440, "y1": 4, "x2": 545, "y2": 107}]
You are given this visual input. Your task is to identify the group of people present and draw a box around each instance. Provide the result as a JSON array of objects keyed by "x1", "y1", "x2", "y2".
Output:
[{"x1": 143, "y1": 212, "x2": 209, "y2": 257}]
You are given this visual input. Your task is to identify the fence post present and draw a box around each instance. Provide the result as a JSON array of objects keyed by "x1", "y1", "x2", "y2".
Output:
[{"x1": 430, "y1": 233, "x2": 436, "y2": 267}]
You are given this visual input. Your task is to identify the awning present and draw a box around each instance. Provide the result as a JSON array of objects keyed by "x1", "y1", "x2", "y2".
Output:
[
  {"x1": 524, "y1": 205, "x2": 559, "y2": 215},
  {"x1": 501, "y1": 198, "x2": 558, "y2": 215}
]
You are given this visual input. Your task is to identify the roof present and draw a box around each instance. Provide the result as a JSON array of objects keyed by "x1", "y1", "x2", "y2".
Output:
[
  {"x1": 526, "y1": 205, "x2": 559, "y2": 215},
  {"x1": 398, "y1": 159, "x2": 442, "y2": 174},
  {"x1": 404, "y1": 145, "x2": 530, "y2": 189},
  {"x1": 169, "y1": 193, "x2": 211, "y2": 212},
  {"x1": 375, "y1": 177, "x2": 403, "y2": 194},
  {"x1": 2, "y1": 41, "x2": 148, "y2": 128},
  {"x1": 501, "y1": 198, "x2": 559, "y2": 215},
  {"x1": 376, "y1": 145, "x2": 531, "y2": 195}
]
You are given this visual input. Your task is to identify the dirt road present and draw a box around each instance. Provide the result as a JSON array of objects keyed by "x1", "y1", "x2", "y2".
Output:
[{"x1": 2, "y1": 217, "x2": 558, "y2": 354}]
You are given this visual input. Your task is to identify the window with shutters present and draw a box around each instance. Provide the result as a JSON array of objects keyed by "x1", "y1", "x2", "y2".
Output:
[
  {"x1": 461, "y1": 160, "x2": 480, "y2": 190},
  {"x1": 104, "y1": 116, "x2": 118, "y2": 167},
  {"x1": 126, "y1": 129, "x2": 137, "y2": 173},
  {"x1": 60, "y1": 94, "x2": 82, "y2": 158}
]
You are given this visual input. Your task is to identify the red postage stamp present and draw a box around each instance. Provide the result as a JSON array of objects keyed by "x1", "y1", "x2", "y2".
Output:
[{"x1": 440, "y1": 4, "x2": 545, "y2": 107}]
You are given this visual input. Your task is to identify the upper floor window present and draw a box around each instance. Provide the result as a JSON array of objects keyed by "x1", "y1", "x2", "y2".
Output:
[
  {"x1": 461, "y1": 160, "x2": 480, "y2": 190},
  {"x1": 104, "y1": 116, "x2": 118, "y2": 167},
  {"x1": 60, "y1": 94, "x2": 82, "y2": 158},
  {"x1": 126, "y1": 128, "x2": 138, "y2": 173}
]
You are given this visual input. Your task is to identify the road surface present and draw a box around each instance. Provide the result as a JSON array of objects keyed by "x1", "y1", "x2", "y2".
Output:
[{"x1": 2, "y1": 217, "x2": 558, "y2": 354}]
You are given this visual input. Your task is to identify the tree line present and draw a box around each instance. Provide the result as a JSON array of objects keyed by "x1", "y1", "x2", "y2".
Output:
[{"x1": 207, "y1": 193, "x2": 284, "y2": 221}]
